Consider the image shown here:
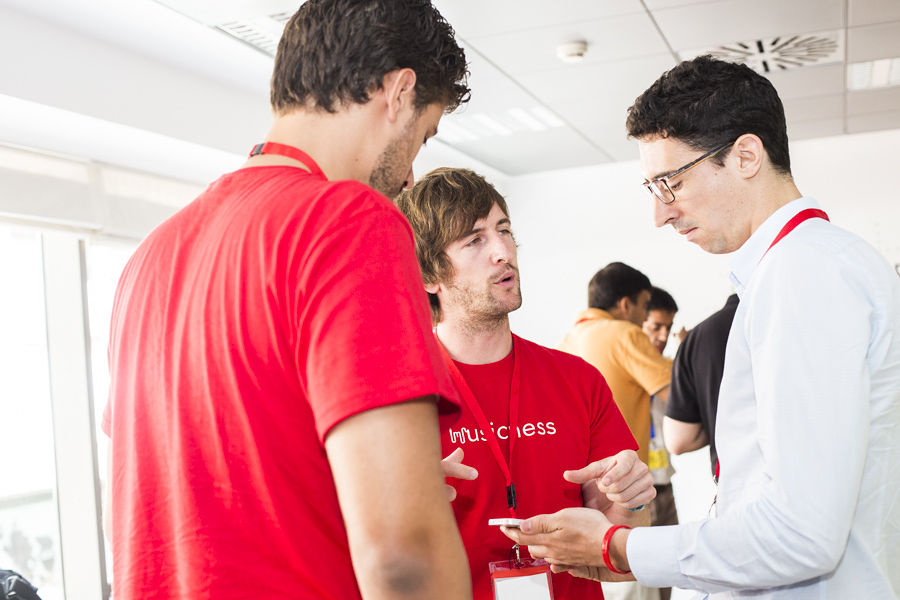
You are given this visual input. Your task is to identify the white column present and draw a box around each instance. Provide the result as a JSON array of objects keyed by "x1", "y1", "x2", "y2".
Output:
[{"x1": 41, "y1": 233, "x2": 109, "y2": 600}]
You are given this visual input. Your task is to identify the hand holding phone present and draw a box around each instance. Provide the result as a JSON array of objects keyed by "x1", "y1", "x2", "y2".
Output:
[{"x1": 488, "y1": 518, "x2": 524, "y2": 528}]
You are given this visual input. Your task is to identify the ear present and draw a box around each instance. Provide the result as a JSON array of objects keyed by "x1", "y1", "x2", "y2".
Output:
[
  {"x1": 615, "y1": 296, "x2": 631, "y2": 315},
  {"x1": 424, "y1": 281, "x2": 440, "y2": 295},
  {"x1": 732, "y1": 133, "x2": 764, "y2": 179},
  {"x1": 381, "y1": 68, "x2": 418, "y2": 124}
]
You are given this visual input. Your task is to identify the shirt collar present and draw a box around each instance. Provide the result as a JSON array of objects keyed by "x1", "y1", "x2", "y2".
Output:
[
  {"x1": 575, "y1": 308, "x2": 613, "y2": 325},
  {"x1": 728, "y1": 196, "x2": 821, "y2": 296}
]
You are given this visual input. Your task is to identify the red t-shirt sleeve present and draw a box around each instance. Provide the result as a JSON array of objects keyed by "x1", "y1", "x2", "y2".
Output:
[
  {"x1": 588, "y1": 370, "x2": 639, "y2": 462},
  {"x1": 294, "y1": 200, "x2": 458, "y2": 441}
]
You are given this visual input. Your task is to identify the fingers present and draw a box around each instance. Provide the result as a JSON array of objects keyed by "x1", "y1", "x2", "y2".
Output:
[
  {"x1": 597, "y1": 450, "x2": 639, "y2": 487},
  {"x1": 563, "y1": 457, "x2": 613, "y2": 485},
  {"x1": 445, "y1": 483, "x2": 457, "y2": 502},
  {"x1": 596, "y1": 451, "x2": 653, "y2": 504},
  {"x1": 606, "y1": 475, "x2": 655, "y2": 509},
  {"x1": 441, "y1": 447, "x2": 478, "y2": 480}
]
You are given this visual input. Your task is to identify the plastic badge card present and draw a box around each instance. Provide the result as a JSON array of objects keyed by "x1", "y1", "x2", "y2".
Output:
[{"x1": 490, "y1": 558, "x2": 554, "y2": 600}]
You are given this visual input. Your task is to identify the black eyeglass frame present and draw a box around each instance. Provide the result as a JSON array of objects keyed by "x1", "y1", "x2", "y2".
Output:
[{"x1": 643, "y1": 140, "x2": 736, "y2": 204}]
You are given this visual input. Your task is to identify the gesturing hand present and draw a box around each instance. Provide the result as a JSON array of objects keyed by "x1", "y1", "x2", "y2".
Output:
[
  {"x1": 441, "y1": 447, "x2": 478, "y2": 501},
  {"x1": 566, "y1": 449, "x2": 655, "y2": 515}
]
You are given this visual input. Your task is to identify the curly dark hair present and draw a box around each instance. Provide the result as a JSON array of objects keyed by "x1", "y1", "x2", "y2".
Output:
[
  {"x1": 626, "y1": 55, "x2": 791, "y2": 175},
  {"x1": 271, "y1": 0, "x2": 470, "y2": 114}
]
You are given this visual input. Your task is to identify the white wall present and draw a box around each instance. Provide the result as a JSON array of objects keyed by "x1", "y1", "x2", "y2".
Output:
[{"x1": 506, "y1": 127, "x2": 900, "y2": 348}]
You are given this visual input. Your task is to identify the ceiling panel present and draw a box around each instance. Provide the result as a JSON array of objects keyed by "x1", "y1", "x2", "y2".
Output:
[
  {"x1": 431, "y1": 0, "x2": 643, "y2": 40},
  {"x1": 465, "y1": 12, "x2": 670, "y2": 76},
  {"x1": 447, "y1": 127, "x2": 611, "y2": 174},
  {"x1": 847, "y1": 21, "x2": 900, "y2": 61},
  {"x1": 847, "y1": 86, "x2": 900, "y2": 114},
  {"x1": 788, "y1": 117, "x2": 845, "y2": 141},
  {"x1": 654, "y1": 0, "x2": 844, "y2": 51},
  {"x1": 782, "y1": 93, "x2": 845, "y2": 123},
  {"x1": 764, "y1": 63, "x2": 846, "y2": 99},
  {"x1": 551, "y1": 99, "x2": 639, "y2": 161},
  {"x1": 515, "y1": 54, "x2": 676, "y2": 107},
  {"x1": 848, "y1": 0, "x2": 900, "y2": 27}
]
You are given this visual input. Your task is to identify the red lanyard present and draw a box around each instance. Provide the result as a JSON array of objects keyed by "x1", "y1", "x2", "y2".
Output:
[
  {"x1": 716, "y1": 207, "x2": 829, "y2": 483},
  {"x1": 248, "y1": 142, "x2": 325, "y2": 179},
  {"x1": 759, "y1": 208, "x2": 829, "y2": 263},
  {"x1": 438, "y1": 336, "x2": 521, "y2": 517}
]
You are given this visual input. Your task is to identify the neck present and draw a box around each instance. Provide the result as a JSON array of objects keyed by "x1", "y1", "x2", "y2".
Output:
[
  {"x1": 747, "y1": 174, "x2": 803, "y2": 236},
  {"x1": 436, "y1": 317, "x2": 513, "y2": 364},
  {"x1": 243, "y1": 106, "x2": 382, "y2": 183}
]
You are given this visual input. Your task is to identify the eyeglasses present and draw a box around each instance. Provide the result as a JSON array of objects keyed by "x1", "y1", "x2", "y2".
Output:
[{"x1": 643, "y1": 140, "x2": 735, "y2": 204}]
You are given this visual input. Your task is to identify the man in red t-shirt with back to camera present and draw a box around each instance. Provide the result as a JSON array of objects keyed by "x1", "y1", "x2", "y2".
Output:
[
  {"x1": 102, "y1": 1, "x2": 473, "y2": 598},
  {"x1": 395, "y1": 168, "x2": 655, "y2": 599}
]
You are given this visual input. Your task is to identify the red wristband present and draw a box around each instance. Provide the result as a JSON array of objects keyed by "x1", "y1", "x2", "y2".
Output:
[{"x1": 601, "y1": 524, "x2": 632, "y2": 575}]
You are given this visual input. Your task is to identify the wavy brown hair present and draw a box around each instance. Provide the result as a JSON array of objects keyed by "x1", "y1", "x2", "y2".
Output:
[{"x1": 395, "y1": 168, "x2": 509, "y2": 322}]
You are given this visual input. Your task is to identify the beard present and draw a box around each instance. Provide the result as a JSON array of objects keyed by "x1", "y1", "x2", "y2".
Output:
[
  {"x1": 444, "y1": 267, "x2": 523, "y2": 332},
  {"x1": 369, "y1": 114, "x2": 416, "y2": 198}
]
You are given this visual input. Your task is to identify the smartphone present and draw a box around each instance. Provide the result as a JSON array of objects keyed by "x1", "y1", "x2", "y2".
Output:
[{"x1": 488, "y1": 518, "x2": 524, "y2": 528}]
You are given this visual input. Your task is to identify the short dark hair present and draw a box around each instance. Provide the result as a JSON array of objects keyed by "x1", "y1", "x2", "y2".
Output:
[
  {"x1": 626, "y1": 55, "x2": 791, "y2": 175},
  {"x1": 588, "y1": 262, "x2": 652, "y2": 311},
  {"x1": 647, "y1": 286, "x2": 678, "y2": 314},
  {"x1": 395, "y1": 168, "x2": 510, "y2": 322},
  {"x1": 271, "y1": 0, "x2": 470, "y2": 114}
]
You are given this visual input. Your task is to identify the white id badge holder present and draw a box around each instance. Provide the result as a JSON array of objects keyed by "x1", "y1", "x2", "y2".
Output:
[{"x1": 489, "y1": 545, "x2": 554, "y2": 599}]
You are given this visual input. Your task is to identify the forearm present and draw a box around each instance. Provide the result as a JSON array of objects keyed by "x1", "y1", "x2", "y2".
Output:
[{"x1": 327, "y1": 399, "x2": 471, "y2": 599}]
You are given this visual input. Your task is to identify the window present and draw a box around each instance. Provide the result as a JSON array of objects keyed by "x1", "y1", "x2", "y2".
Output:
[{"x1": 0, "y1": 225, "x2": 63, "y2": 600}]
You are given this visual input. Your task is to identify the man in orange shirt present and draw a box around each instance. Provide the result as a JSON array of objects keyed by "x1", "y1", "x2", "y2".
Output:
[{"x1": 558, "y1": 262, "x2": 672, "y2": 600}]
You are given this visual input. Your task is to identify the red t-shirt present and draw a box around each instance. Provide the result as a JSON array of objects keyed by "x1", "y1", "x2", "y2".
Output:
[
  {"x1": 102, "y1": 165, "x2": 458, "y2": 599},
  {"x1": 444, "y1": 335, "x2": 637, "y2": 599}
]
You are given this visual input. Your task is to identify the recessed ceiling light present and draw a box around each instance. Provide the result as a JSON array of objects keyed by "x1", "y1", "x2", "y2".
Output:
[
  {"x1": 530, "y1": 106, "x2": 565, "y2": 128},
  {"x1": 847, "y1": 57, "x2": 900, "y2": 90},
  {"x1": 507, "y1": 108, "x2": 547, "y2": 132}
]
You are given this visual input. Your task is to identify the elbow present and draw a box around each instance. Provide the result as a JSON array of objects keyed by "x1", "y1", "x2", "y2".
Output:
[
  {"x1": 763, "y1": 520, "x2": 847, "y2": 584},
  {"x1": 796, "y1": 537, "x2": 844, "y2": 579},
  {"x1": 360, "y1": 553, "x2": 431, "y2": 596},
  {"x1": 665, "y1": 436, "x2": 693, "y2": 455},
  {"x1": 352, "y1": 527, "x2": 463, "y2": 598}
]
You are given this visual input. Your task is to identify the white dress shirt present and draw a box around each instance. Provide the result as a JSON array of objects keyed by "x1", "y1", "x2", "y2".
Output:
[{"x1": 627, "y1": 197, "x2": 900, "y2": 598}]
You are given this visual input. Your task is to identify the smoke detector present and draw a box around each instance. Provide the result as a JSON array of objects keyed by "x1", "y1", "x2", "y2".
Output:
[
  {"x1": 556, "y1": 40, "x2": 589, "y2": 64},
  {"x1": 681, "y1": 30, "x2": 844, "y2": 74}
]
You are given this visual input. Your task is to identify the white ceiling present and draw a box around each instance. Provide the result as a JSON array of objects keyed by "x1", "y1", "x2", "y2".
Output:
[{"x1": 2, "y1": 0, "x2": 900, "y2": 177}]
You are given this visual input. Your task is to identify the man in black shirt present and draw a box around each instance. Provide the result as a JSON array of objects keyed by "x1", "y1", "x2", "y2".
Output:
[{"x1": 663, "y1": 294, "x2": 739, "y2": 477}]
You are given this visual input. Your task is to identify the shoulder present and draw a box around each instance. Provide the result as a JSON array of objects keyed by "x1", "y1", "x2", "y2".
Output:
[
  {"x1": 760, "y1": 221, "x2": 891, "y2": 297},
  {"x1": 617, "y1": 321, "x2": 658, "y2": 356},
  {"x1": 241, "y1": 169, "x2": 408, "y2": 232}
]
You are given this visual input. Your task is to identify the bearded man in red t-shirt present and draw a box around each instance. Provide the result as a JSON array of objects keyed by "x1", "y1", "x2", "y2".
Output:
[
  {"x1": 102, "y1": 2, "x2": 475, "y2": 599},
  {"x1": 395, "y1": 168, "x2": 656, "y2": 599}
]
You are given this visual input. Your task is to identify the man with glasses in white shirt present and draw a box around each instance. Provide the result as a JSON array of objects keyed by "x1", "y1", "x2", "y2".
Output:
[{"x1": 502, "y1": 55, "x2": 900, "y2": 599}]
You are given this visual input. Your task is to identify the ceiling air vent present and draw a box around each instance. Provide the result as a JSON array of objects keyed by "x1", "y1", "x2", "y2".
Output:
[
  {"x1": 216, "y1": 11, "x2": 293, "y2": 56},
  {"x1": 682, "y1": 30, "x2": 844, "y2": 74}
]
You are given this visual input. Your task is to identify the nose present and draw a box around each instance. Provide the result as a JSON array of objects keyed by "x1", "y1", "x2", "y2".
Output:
[
  {"x1": 489, "y1": 232, "x2": 511, "y2": 264},
  {"x1": 653, "y1": 198, "x2": 678, "y2": 228}
]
